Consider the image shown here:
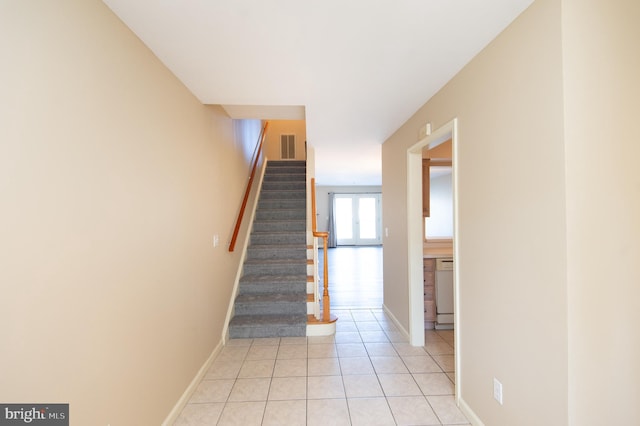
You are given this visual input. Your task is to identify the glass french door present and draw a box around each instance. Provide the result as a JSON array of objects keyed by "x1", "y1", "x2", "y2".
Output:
[{"x1": 334, "y1": 194, "x2": 382, "y2": 245}]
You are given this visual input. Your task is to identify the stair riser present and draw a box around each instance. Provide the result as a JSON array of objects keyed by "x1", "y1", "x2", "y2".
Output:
[
  {"x1": 250, "y1": 233, "x2": 306, "y2": 245},
  {"x1": 259, "y1": 190, "x2": 306, "y2": 200},
  {"x1": 243, "y1": 263, "x2": 307, "y2": 275},
  {"x1": 234, "y1": 302, "x2": 307, "y2": 316},
  {"x1": 255, "y1": 209, "x2": 306, "y2": 220},
  {"x1": 239, "y1": 282, "x2": 306, "y2": 294},
  {"x1": 265, "y1": 166, "x2": 306, "y2": 174},
  {"x1": 247, "y1": 248, "x2": 307, "y2": 260},
  {"x1": 262, "y1": 182, "x2": 306, "y2": 191},
  {"x1": 253, "y1": 221, "x2": 305, "y2": 232},
  {"x1": 229, "y1": 325, "x2": 306, "y2": 339},
  {"x1": 263, "y1": 174, "x2": 306, "y2": 182},
  {"x1": 267, "y1": 160, "x2": 306, "y2": 166},
  {"x1": 258, "y1": 199, "x2": 306, "y2": 210}
]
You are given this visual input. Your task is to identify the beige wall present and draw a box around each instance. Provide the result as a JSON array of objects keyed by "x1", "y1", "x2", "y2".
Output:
[
  {"x1": 562, "y1": 1, "x2": 640, "y2": 424},
  {"x1": 0, "y1": 1, "x2": 257, "y2": 424},
  {"x1": 264, "y1": 120, "x2": 307, "y2": 161},
  {"x1": 382, "y1": 0, "x2": 568, "y2": 424}
]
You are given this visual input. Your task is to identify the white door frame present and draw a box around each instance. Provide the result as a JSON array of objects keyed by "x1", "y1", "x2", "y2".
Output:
[{"x1": 406, "y1": 118, "x2": 460, "y2": 399}]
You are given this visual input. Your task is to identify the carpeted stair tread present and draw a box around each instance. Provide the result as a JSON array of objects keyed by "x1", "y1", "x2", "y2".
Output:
[
  {"x1": 229, "y1": 313, "x2": 307, "y2": 325},
  {"x1": 250, "y1": 232, "x2": 306, "y2": 245},
  {"x1": 252, "y1": 220, "x2": 305, "y2": 229},
  {"x1": 247, "y1": 243, "x2": 306, "y2": 250},
  {"x1": 228, "y1": 314, "x2": 307, "y2": 338},
  {"x1": 235, "y1": 293, "x2": 306, "y2": 303},
  {"x1": 250, "y1": 230, "x2": 306, "y2": 235},
  {"x1": 247, "y1": 246, "x2": 307, "y2": 260},
  {"x1": 240, "y1": 273, "x2": 307, "y2": 282},
  {"x1": 238, "y1": 276, "x2": 306, "y2": 295},
  {"x1": 258, "y1": 199, "x2": 306, "y2": 209},
  {"x1": 259, "y1": 190, "x2": 306, "y2": 200},
  {"x1": 239, "y1": 283, "x2": 306, "y2": 294},
  {"x1": 264, "y1": 174, "x2": 306, "y2": 182},
  {"x1": 243, "y1": 258, "x2": 307, "y2": 265},
  {"x1": 255, "y1": 209, "x2": 306, "y2": 220},
  {"x1": 234, "y1": 294, "x2": 307, "y2": 316}
]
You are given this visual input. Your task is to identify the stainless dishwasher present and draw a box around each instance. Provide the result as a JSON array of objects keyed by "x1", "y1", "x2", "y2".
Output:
[{"x1": 435, "y1": 258, "x2": 454, "y2": 329}]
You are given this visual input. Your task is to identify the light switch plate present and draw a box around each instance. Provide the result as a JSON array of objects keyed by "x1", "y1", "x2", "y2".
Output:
[{"x1": 493, "y1": 378, "x2": 503, "y2": 405}]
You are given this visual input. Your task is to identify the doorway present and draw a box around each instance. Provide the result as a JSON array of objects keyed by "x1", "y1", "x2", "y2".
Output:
[
  {"x1": 334, "y1": 193, "x2": 382, "y2": 245},
  {"x1": 406, "y1": 118, "x2": 460, "y2": 398}
]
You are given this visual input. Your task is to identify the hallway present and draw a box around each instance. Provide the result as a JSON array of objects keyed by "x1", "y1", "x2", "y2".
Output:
[
  {"x1": 319, "y1": 246, "x2": 384, "y2": 309},
  {"x1": 174, "y1": 248, "x2": 467, "y2": 425}
]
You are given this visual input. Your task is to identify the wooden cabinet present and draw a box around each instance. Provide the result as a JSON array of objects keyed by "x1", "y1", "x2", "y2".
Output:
[{"x1": 424, "y1": 258, "x2": 436, "y2": 328}]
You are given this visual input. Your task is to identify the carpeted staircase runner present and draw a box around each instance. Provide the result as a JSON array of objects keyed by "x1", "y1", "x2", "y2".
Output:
[{"x1": 228, "y1": 160, "x2": 308, "y2": 338}]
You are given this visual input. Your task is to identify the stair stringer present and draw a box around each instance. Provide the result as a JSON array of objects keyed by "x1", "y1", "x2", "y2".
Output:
[{"x1": 221, "y1": 158, "x2": 269, "y2": 344}]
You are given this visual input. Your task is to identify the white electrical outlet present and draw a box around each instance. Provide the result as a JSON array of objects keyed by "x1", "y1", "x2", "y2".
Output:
[
  {"x1": 213, "y1": 234, "x2": 219, "y2": 248},
  {"x1": 493, "y1": 378, "x2": 503, "y2": 405}
]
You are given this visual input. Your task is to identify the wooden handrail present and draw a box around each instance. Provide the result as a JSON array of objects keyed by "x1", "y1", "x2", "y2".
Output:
[
  {"x1": 229, "y1": 122, "x2": 269, "y2": 252},
  {"x1": 311, "y1": 178, "x2": 331, "y2": 321}
]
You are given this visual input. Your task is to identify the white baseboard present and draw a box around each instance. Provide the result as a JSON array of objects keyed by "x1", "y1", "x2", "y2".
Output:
[
  {"x1": 458, "y1": 397, "x2": 485, "y2": 426},
  {"x1": 162, "y1": 340, "x2": 223, "y2": 426},
  {"x1": 382, "y1": 304, "x2": 410, "y2": 342},
  {"x1": 306, "y1": 321, "x2": 336, "y2": 336}
]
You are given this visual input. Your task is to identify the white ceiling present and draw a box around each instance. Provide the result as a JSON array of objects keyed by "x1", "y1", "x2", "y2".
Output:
[{"x1": 102, "y1": 0, "x2": 533, "y2": 185}]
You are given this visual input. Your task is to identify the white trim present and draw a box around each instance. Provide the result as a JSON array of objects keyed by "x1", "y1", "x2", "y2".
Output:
[
  {"x1": 306, "y1": 322, "x2": 336, "y2": 336},
  {"x1": 406, "y1": 119, "x2": 460, "y2": 389},
  {"x1": 162, "y1": 340, "x2": 223, "y2": 426},
  {"x1": 458, "y1": 397, "x2": 485, "y2": 426},
  {"x1": 451, "y1": 119, "x2": 462, "y2": 403},
  {"x1": 407, "y1": 119, "x2": 458, "y2": 347},
  {"x1": 382, "y1": 304, "x2": 411, "y2": 342},
  {"x1": 406, "y1": 148, "x2": 425, "y2": 346},
  {"x1": 221, "y1": 158, "x2": 269, "y2": 343}
]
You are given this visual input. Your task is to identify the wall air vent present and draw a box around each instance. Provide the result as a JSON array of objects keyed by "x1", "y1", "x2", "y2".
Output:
[{"x1": 280, "y1": 134, "x2": 296, "y2": 159}]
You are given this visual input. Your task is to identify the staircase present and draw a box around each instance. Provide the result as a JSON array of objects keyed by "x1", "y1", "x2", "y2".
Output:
[{"x1": 228, "y1": 160, "x2": 308, "y2": 338}]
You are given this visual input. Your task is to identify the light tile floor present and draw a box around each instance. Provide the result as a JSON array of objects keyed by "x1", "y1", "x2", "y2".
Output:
[{"x1": 174, "y1": 308, "x2": 469, "y2": 426}]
